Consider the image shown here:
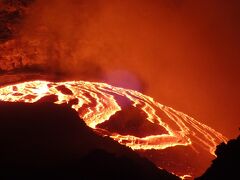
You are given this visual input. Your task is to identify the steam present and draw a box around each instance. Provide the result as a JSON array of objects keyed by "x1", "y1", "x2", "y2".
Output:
[
  {"x1": 17, "y1": 0, "x2": 186, "y2": 86},
  {"x1": 1, "y1": 0, "x2": 239, "y2": 138},
  {"x1": 10, "y1": 0, "x2": 156, "y2": 89},
  {"x1": 19, "y1": 0, "x2": 103, "y2": 77}
]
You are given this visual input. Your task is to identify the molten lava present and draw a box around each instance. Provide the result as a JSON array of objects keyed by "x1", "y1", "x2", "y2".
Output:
[{"x1": 0, "y1": 80, "x2": 227, "y2": 178}]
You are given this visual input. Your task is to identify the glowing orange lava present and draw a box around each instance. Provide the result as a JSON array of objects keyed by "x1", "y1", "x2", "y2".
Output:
[
  {"x1": 0, "y1": 80, "x2": 227, "y2": 155},
  {"x1": 0, "y1": 80, "x2": 229, "y2": 178}
]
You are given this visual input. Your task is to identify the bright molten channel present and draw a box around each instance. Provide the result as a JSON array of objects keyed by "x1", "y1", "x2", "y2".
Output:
[{"x1": 0, "y1": 80, "x2": 227, "y2": 156}]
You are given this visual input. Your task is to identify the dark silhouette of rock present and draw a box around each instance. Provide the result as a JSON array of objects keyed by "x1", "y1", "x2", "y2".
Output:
[
  {"x1": 196, "y1": 135, "x2": 240, "y2": 180},
  {"x1": 0, "y1": 101, "x2": 179, "y2": 180}
]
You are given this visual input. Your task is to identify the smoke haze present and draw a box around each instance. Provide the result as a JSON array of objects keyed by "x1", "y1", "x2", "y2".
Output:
[{"x1": 1, "y1": 0, "x2": 240, "y2": 138}]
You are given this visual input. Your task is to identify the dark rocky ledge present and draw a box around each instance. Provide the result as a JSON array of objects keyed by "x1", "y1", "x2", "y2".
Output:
[{"x1": 0, "y1": 101, "x2": 179, "y2": 180}]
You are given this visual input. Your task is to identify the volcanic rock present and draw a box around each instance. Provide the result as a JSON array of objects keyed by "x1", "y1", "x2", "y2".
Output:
[
  {"x1": 196, "y1": 135, "x2": 240, "y2": 180},
  {"x1": 0, "y1": 101, "x2": 179, "y2": 180}
]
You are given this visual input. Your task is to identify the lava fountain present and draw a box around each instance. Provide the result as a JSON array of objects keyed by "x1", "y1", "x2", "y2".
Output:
[{"x1": 0, "y1": 80, "x2": 227, "y2": 178}]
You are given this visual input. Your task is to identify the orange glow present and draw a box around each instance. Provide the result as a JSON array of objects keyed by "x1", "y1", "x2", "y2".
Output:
[
  {"x1": 0, "y1": 80, "x2": 227, "y2": 154},
  {"x1": 180, "y1": 174, "x2": 192, "y2": 180},
  {"x1": 0, "y1": 80, "x2": 228, "y2": 179}
]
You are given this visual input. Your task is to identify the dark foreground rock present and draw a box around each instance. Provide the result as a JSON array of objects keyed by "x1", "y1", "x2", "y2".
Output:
[
  {"x1": 0, "y1": 101, "x2": 179, "y2": 180},
  {"x1": 196, "y1": 135, "x2": 240, "y2": 180}
]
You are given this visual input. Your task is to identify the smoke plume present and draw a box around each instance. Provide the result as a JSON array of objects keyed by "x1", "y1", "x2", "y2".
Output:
[{"x1": 0, "y1": 0, "x2": 240, "y2": 138}]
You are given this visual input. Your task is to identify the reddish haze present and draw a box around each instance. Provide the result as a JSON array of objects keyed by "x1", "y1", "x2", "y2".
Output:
[{"x1": 2, "y1": 0, "x2": 240, "y2": 138}]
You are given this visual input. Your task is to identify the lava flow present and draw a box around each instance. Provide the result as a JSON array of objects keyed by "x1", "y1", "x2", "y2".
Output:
[{"x1": 0, "y1": 80, "x2": 227, "y2": 177}]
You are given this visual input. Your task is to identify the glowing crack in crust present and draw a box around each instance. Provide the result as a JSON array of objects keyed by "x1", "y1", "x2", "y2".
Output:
[{"x1": 0, "y1": 80, "x2": 227, "y2": 155}]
